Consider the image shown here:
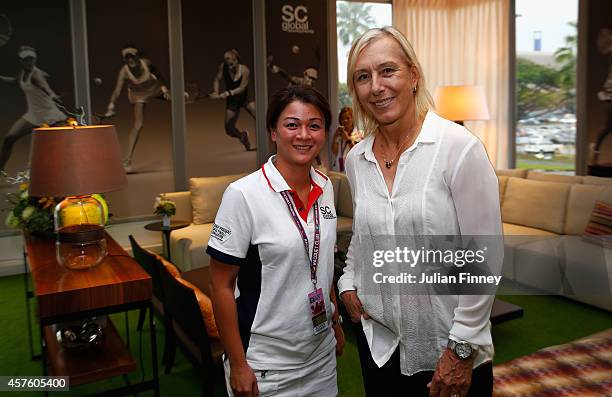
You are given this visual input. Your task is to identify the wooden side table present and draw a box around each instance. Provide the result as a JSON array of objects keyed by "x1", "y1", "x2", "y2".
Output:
[
  {"x1": 144, "y1": 220, "x2": 190, "y2": 262},
  {"x1": 24, "y1": 232, "x2": 159, "y2": 396}
]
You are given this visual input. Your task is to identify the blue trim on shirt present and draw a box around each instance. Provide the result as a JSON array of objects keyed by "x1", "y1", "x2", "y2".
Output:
[{"x1": 206, "y1": 245, "x2": 246, "y2": 266}]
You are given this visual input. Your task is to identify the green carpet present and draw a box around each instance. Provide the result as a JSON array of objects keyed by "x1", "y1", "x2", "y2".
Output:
[{"x1": 0, "y1": 273, "x2": 610, "y2": 396}]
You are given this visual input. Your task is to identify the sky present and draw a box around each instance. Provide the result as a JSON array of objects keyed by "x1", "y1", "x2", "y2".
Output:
[
  {"x1": 516, "y1": 0, "x2": 577, "y2": 53},
  {"x1": 336, "y1": 0, "x2": 578, "y2": 83}
]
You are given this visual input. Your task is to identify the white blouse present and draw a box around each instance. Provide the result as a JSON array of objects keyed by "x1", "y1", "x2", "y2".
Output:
[{"x1": 338, "y1": 111, "x2": 503, "y2": 375}]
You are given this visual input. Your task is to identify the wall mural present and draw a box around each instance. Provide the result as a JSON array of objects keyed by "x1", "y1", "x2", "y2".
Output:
[
  {"x1": 104, "y1": 46, "x2": 171, "y2": 173},
  {"x1": 266, "y1": 1, "x2": 328, "y2": 96},
  {"x1": 0, "y1": 1, "x2": 74, "y2": 176},
  {"x1": 182, "y1": 0, "x2": 257, "y2": 178},
  {"x1": 266, "y1": 0, "x2": 329, "y2": 166},
  {"x1": 86, "y1": 0, "x2": 174, "y2": 219},
  {"x1": 0, "y1": 0, "x2": 74, "y2": 233},
  {"x1": 0, "y1": 1, "x2": 332, "y2": 227}
]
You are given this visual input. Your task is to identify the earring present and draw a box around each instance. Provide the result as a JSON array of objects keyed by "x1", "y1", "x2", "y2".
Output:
[{"x1": 412, "y1": 86, "x2": 417, "y2": 94}]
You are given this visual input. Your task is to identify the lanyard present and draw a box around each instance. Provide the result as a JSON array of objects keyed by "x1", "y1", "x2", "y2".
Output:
[{"x1": 280, "y1": 191, "x2": 320, "y2": 290}]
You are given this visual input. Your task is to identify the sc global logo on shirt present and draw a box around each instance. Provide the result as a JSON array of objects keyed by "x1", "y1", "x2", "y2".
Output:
[
  {"x1": 320, "y1": 205, "x2": 336, "y2": 220},
  {"x1": 281, "y1": 4, "x2": 315, "y2": 34}
]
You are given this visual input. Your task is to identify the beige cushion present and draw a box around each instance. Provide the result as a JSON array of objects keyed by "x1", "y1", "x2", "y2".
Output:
[
  {"x1": 502, "y1": 223, "x2": 558, "y2": 236},
  {"x1": 337, "y1": 176, "x2": 353, "y2": 218},
  {"x1": 527, "y1": 171, "x2": 583, "y2": 184},
  {"x1": 163, "y1": 191, "x2": 192, "y2": 223},
  {"x1": 496, "y1": 169, "x2": 527, "y2": 178},
  {"x1": 328, "y1": 173, "x2": 341, "y2": 208},
  {"x1": 565, "y1": 184, "x2": 612, "y2": 235},
  {"x1": 169, "y1": 223, "x2": 214, "y2": 271},
  {"x1": 190, "y1": 173, "x2": 246, "y2": 225},
  {"x1": 337, "y1": 216, "x2": 353, "y2": 234},
  {"x1": 583, "y1": 175, "x2": 612, "y2": 186},
  {"x1": 502, "y1": 177, "x2": 571, "y2": 234},
  {"x1": 498, "y1": 176, "x2": 509, "y2": 205}
]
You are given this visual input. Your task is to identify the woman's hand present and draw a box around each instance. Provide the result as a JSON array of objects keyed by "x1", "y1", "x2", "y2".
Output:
[
  {"x1": 340, "y1": 290, "x2": 369, "y2": 322},
  {"x1": 230, "y1": 361, "x2": 259, "y2": 397},
  {"x1": 333, "y1": 323, "x2": 345, "y2": 356},
  {"x1": 427, "y1": 348, "x2": 474, "y2": 397}
]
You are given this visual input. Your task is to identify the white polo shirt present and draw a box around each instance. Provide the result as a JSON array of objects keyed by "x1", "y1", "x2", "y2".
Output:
[{"x1": 207, "y1": 155, "x2": 337, "y2": 370}]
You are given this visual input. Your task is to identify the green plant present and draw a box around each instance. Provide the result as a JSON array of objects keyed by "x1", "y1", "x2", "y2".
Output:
[
  {"x1": 337, "y1": 1, "x2": 375, "y2": 47},
  {"x1": 3, "y1": 171, "x2": 58, "y2": 234},
  {"x1": 153, "y1": 194, "x2": 176, "y2": 217}
]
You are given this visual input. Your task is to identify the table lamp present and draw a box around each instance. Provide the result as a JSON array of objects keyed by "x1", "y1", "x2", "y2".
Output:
[
  {"x1": 29, "y1": 125, "x2": 127, "y2": 270},
  {"x1": 433, "y1": 85, "x2": 490, "y2": 125}
]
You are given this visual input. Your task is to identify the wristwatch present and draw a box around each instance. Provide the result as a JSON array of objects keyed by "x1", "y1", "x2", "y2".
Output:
[
  {"x1": 447, "y1": 339, "x2": 476, "y2": 360},
  {"x1": 332, "y1": 315, "x2": 343, "y2": 326}
]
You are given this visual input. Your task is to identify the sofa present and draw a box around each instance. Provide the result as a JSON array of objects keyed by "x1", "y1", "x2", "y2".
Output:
[
  {"x1": 163, "y1": 171, "x2": 353, "y2": 272},
  {"x1": 163, "y1": 169, "x2": 612, "y2": 311},
  {"x1": 496, "y1": 169, "x2": 612, "y2": 311}
]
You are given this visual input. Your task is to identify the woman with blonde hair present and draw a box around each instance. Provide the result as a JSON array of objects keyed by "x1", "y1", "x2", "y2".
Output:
[{"x1": 338, "y1": 26, "x2": 501, "y2": 397}]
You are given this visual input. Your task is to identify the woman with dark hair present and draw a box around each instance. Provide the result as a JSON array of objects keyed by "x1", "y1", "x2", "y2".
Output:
[
  {"x1": 208, "y1": 86, "x2": 344, "y2": 397},
  {"x1": 105, "y1": 46, "x2": 169, "y2": 173},
  {"x1": 210, "y1": 49, "x2": 256, "y2": 151},
  {"x1": 0, "y1": 45, "x2": 66, "y2": 170}
]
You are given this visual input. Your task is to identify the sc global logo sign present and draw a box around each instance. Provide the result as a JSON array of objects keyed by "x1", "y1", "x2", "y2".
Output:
[
  {"x1": 281, "y1": 4, "x2": 314, "y2": 34},
  {"x1": 320, "y1": 205, "x2": 336, "y2": 220}
]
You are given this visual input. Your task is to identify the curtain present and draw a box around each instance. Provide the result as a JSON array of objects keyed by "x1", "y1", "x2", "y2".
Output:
[{"x1": 393, "y1": 0, "x2": 510, "y2": 168}]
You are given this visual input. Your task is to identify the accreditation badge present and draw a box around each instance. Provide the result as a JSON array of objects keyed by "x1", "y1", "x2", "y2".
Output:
[{"x1": 308, "y1": 288, "x2": 328, "y2": 335}]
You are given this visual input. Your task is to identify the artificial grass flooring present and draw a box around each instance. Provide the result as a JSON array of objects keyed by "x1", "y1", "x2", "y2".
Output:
[{"x1": 0, "y1": 273, "x2": 610, "y2": 396}]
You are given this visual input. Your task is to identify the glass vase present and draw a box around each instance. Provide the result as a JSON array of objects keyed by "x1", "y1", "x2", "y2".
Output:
[{"x1": 54, "y1": 195, "x2": 107, "y2": 270}]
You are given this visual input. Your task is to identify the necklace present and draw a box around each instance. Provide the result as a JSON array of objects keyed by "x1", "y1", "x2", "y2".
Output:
[{"x1": 380, "y1": 132, "x2": 414, "y2": 169}]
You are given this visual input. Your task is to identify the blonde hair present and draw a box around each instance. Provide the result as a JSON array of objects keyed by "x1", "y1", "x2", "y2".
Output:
[{"x1": 347, "y1": 26, "x2": 434, "y2": 137}]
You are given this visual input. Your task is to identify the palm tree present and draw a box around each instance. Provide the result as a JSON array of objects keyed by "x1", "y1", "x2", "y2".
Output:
[
  {"x1": 554, "y1": 22, "x2": 577, "y2": 98},
  {"x1": 553, "y1": 22, "x2": 577, "y2": 112},
  {"x1": 337, "y1": 2, "x2": 376, "y2": 47}
]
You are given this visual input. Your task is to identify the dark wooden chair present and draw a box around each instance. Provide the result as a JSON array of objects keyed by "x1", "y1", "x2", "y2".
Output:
[
  {"x1": 158, "y1": 258, "x2": 223, "y2": 396},
  {"x1": 129, "y1": 235, "x2": 174, "y2": 366}
]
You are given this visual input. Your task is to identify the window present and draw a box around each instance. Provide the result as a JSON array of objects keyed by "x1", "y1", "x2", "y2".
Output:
[
  {"x1": 336, "y1": 1, "x2": 392, "y2": 109},
  {"x1": 515, "y1": 0, "x2": 578, "y2": 173}
]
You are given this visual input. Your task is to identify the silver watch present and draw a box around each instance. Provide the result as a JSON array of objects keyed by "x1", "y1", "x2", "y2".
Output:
[{"x1": 447, "y1": 339, "x2": 476, "y2": 360}]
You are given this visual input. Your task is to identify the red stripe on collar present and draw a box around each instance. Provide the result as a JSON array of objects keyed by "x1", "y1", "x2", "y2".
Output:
[
  {"x1": 314, "y1": 168, "x2": 328, "y2": 180},
  {"x1": 261, "y1": 164, "x2": 276, "y2": 192}
]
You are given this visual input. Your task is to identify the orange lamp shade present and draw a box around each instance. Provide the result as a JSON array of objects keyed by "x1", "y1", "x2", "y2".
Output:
[{"x1": 433, "y1": 85, "x2": 490, "y2": 122}]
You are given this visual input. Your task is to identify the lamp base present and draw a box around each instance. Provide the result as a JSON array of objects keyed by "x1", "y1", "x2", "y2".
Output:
[{"x1": 56, "y1": 224, "x2": 107, "y2": 270}]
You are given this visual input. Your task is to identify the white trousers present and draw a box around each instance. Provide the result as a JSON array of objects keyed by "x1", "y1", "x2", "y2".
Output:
[{"x1": 223, "y1": 349, "x2": 338, "y2": 397}]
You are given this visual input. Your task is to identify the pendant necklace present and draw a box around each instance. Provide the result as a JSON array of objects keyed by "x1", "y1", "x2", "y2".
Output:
[{"x1": 381, "y1": 132, "x2": 414, "y2": 169}]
